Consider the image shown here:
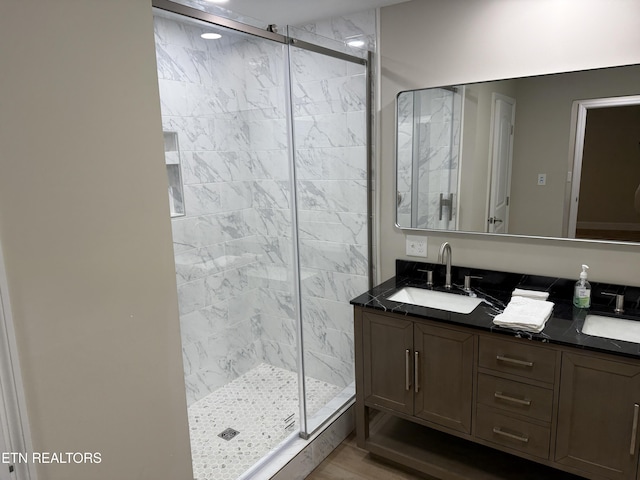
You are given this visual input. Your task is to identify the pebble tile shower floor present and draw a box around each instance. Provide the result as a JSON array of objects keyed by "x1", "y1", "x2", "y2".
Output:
[{"x1": 188, "y1": 363, "x2": 343, "y2": 479}]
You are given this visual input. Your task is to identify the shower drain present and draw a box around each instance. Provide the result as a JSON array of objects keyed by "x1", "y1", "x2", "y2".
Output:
[{"x1": 218, "y1": 428, "x2": 240, "y2": 441}]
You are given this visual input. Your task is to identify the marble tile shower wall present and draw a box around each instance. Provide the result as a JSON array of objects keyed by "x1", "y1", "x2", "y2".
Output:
[
  {"x1": 418, "y1": 89, "x2": 457, "y2": 229},
  {"x1": 290, "y1": 48, "x2": 369, "y2": 388},
  {"x1": 155, "y1": 16, "x2": 292, "y2": 405},
  {"x1": 397, "y1": 92, "x2": 414, "y2": 227},
  {"x1": 396, "y1": 88, "x2": 463, "y2": 229},
  {"x1": 154, "y1": 11, "x2": 374, "y2": 405},
  {"x1": 290, "y1": 11, "x2": 374, "y2": 388},
  {"x1": 296, "y1": 9, "x2": 377, "y2": 52}
]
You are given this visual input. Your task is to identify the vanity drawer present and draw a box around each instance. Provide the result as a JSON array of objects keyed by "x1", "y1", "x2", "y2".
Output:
[
  {"x1": 478, "y1": 336, "x2": 557, "y2": 384},
  {"x1": 475, "y1": 404, "x2": 550, "y2": 459},
  {"x1": 477, "y1": 373, "x2": 553, "y2": 422}
]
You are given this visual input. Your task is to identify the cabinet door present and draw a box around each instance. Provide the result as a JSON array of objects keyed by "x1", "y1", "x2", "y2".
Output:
[
  {"x1": 362, "y1": 312, "x2": 414, "y2": 415},
  {"x1": 556, "y1": 352, "x2": 640, "y2": 480},
  {"x1": 414, "y1": 322, "x2": 474, "y2": 434}
]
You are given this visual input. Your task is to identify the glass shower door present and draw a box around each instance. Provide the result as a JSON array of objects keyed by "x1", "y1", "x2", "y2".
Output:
[
  {"x1": 287, "y1": 32, "x2": 370, "y2": 434},
  {"x1": 397, "y1": 87, "x2": 463, "y2": 229},
  {"x1": 153, "y1": 3, "x2": 372, "y2": 475},
  {"x1": 154, "y1": 9, "x2": 302, "y2": 478}
]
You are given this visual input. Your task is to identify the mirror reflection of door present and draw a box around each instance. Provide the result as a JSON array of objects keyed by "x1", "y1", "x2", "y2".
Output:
[
  {"x1": 569, "y1": 98, "x2": 640, "y2": 241},
  {"x1": 487, "y1": 93, "x2": 516, "y2": 234}
]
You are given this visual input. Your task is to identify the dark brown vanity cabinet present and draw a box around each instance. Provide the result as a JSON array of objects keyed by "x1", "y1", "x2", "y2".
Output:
[
  {"x1": 555, "y1": 352, "x2": 640, "y2": 480},
  {"x1": 360, "y1": 310, "x2": 474, "y2": 434},
  {"x1": 361, "y1": 312, "x2": 414, "y2": 415},
  {"x1": 475, "y1": 336, "x2": 558, "y2": 461},
  {"x1": 354, "y1": 306, "x2": 640, "y2": 480},
  {"x1": 414, "y1": 321, "x2": 474, "y2": 433}
]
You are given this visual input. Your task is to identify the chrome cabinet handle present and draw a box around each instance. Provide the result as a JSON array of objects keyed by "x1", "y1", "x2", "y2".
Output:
[
  {"x1": 494, "y1": 391, "x2": 532, "y2": 406},
  {"x1": 405, "y1": 349, "x2": 411, "y2": 391},
  {"x1": 631, "y1": 403, "x2": 639, "y2": 455},
  {"x1": 492, "y1": 427, "x2": 529, "y2": 443},
  {"x1": 414, "y1": 351, "x2": 420, "y2": 393},
  {"x1": 496, "y1": 355, "x2": 534, "y2": 368}
]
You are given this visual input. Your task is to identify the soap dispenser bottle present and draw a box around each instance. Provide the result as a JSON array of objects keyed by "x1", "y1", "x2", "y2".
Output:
[{"x1": 573, "y1": 264, "x2": 591, "y2": 308}]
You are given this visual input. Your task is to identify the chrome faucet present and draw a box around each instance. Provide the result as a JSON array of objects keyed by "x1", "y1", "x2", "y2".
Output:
[{"x1": 438, "y1": 242, "x2": 452, "y2": 289}]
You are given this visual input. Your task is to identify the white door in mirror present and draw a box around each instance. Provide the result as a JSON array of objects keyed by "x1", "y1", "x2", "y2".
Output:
[{"x1": 487, "y1": 93, "x2": 515, "y2": 234}]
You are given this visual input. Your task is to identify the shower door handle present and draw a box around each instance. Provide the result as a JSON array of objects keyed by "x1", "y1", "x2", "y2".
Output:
[{"x1": 439, "y1": 193, "x2": 453, "y2": 221}]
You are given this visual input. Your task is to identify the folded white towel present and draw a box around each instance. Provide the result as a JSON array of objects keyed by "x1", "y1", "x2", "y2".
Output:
[
  {"x1": 512, "y1": 288, "x2": 549, "y2": 301},
  {"x1": 493, "y1": 296, "x2": 555, "y2": 333}
]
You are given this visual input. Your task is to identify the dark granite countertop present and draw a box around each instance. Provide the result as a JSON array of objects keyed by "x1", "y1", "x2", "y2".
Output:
[{"x1": 351, "y1": 260, "x2": 640, "y2": 359}]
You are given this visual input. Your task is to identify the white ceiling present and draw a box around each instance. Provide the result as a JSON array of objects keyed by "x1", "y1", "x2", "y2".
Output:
[{"x1": 213, "y1": 0, "x2": 410, "y2": 27}]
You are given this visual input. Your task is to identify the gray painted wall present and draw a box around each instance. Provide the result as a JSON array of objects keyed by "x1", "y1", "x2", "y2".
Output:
[
  {"x1": 0, "y1": 1, "x2": 192, "y2": 479},
  {"x1": 378, "y1": 0, "x2": 640, "y2": 286}
]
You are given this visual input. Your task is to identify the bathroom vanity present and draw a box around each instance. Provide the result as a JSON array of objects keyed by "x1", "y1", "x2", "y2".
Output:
[{"x1": 352, "y1": 261, "x2": 640, "y2": 480}]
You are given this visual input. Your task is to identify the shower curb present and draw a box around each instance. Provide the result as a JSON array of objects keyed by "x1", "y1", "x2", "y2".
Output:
[{"x1": 242, "y1": 402, "x2": 355, "y2": 480}]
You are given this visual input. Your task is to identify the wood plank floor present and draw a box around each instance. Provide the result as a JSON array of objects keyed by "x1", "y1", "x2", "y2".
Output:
[{"x1": 305, "y1": 432, "x2": 434, "y2": 480}]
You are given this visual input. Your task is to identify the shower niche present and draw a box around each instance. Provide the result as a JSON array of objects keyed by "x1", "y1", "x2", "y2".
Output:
[{"x1": 163, "y1": 131, "x2": 185, "y2": 217}]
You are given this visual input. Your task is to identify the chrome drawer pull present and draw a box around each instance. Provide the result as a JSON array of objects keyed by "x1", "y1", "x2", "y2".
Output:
[
  {"x1": 494, "y1": 391, "x2": 532, "y2": 406},
  {"x1": 405, "y1": 349, "x2": 411, "y2": 391},
  {"x1": 631, "y1": 403, "x2": 639, "y2": 455},
  {"x1": 496, "y1": 355, "x2": 534, "y2": 368},
  {"x1": 414, "y1": 351, "x2": 420, "y2": 393},
  {"x1": 492, "y1": 427, "x2": 529, "y2": 443}
]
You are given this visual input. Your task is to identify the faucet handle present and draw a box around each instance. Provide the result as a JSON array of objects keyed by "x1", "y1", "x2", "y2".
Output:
[
  {"x1": 464, "y1": 275, "x2": 483, "y2": 291},
  {"x1": 602, "y1": 291, "x2": 625, "y2": 314}
]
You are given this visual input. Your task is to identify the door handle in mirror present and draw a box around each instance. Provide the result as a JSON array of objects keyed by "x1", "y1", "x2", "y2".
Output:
[{"x1": 439, "y1": 193, "x2": 454, "y2": 221}]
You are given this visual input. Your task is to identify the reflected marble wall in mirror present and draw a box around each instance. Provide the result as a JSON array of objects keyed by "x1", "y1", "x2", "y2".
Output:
[{"x1": 395, "y1": 64, "x2": 640, "y2": 244}]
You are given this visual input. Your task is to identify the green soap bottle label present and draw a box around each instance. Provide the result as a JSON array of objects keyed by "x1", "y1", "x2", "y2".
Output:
[{"x1": 575, "y1": 287, "x2": 590, "y2": 307}]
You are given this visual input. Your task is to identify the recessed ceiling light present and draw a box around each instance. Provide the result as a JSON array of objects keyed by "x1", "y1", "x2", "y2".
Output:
[
  {"x1": 201, "y1": 33, "x2": 222, "y2": 40},
  {"x1": 347, "y1": 40, "x2": 365, "y2": 48}
]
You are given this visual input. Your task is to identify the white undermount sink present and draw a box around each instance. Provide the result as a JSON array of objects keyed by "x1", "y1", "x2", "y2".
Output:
[
  {"x1": 388, "y1": 287, "x2": 484, "y2": 314},
  {"x1": 582, "y1": 314, "x2": 640, "y2": 343}
]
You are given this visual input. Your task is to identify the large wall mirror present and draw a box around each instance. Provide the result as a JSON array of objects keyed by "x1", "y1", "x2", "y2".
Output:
[{"x1": 395, "y1": 64, "x2": 640, "y2": 244}]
